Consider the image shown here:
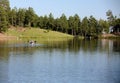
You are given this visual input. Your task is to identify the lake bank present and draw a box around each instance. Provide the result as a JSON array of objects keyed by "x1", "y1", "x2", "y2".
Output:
[
  {"x1": 99, "y1": 34, "x2": 120, "y2": 39},
  {"x1": 0, "y1": 27, "x2": 120, "y2": 41},
  {"x1": 0, "y1": 27, "x2": 73, "y2": 41},
  {"x1": 0, "y1": 33, "x2": 17, "y2": 41}
]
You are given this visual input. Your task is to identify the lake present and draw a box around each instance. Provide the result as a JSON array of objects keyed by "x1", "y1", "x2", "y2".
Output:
[{"x1": 0, "y1": 39, "x2": 120, "y2": 83}]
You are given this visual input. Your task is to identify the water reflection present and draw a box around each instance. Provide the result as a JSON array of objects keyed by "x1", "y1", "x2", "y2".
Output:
[
  {"x1": 0, "y1": 39, "x2": 120, "y2": 59},
  {"x1": 113, "y1": 40, "x2": 120, "y2": 52},
  {"x1": 0, "y1": 39, "x2": 120, "y2": 83}
]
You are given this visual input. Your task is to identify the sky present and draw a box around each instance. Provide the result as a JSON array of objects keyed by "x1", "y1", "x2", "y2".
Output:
[{"x1": 9, "y1": 0, "x2": 120, "y2": 20}]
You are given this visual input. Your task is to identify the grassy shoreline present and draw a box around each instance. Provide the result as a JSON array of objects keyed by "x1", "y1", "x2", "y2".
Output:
[
  {"x1": 0, "y1": 27, "x2": 120, "y2": 41},
  {"x1": 2, "y1": 27, "x2": 73, "y2": 41}
]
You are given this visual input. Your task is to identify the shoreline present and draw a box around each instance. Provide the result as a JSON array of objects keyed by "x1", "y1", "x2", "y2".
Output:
[
  {"x1": 99, "y1": 34, "x2": 120, "y2": 39},
  {"x1": 0, "y1": 27, "x2": 119, "y2": 41},
  {"x1": 0, "y1": 33, "x2": 17, "y2": 41},
  {"x1": 0, "y1": 34, "x2": 119, "y2": 41}
]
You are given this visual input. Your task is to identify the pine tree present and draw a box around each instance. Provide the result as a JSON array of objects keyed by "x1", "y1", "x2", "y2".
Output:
[
  {"x1": 24, "y1": 7, "x2": 35, "y2": 27},
  {"x1": 59, "y1": 14, "x2": 68, "y2": 33},
  {"x1": 48, "y1": 13, "x2": 54, "y2": 30},
  {"x1": 17, "y1": 8, "x2": 26, "y2": 27},
  {"x1": 0, "y1": 0, "x2": 10, "y2": 32},
  {"x1": 73, "y1": 14, "x2": 80, "y2": 35},
  {"x1": 81, "y1": 17, "x2": 89, "y2": 36},
  {"x1": 106, "y1": 10, "x2": 115, "y2": 26},
  {"x1": 68, "y1": 16, "x2": 74, "y2": 35},
  {"x1": 88, "y1": 15, "x2": 98, "y2": 36},
  {"x1": 9, "y1": 7, "x2": 17, "y2": 26}
]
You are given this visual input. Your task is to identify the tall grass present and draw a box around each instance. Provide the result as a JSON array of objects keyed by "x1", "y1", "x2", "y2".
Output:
[{"x1": 6, "y1": 27, "x2": 73, "y2": 41}]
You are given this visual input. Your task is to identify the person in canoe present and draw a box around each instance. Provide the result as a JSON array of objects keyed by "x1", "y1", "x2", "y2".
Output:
[{"x1": 28, "y1": 40, "x2": 36, "y2": 45}]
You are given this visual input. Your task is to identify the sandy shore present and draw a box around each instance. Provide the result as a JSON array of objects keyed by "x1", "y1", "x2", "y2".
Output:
[
  {"x1": 101, "y1": 34, "x2": 118, "y2": 38},
  {"x1": 0, "y1": 33, "x2": 17, "y2": 41}
]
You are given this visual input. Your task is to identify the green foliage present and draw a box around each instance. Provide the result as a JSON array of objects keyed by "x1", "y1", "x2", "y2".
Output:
[
  {"x1": 9, "y1": 7, "x2": 17, "y2": 26},
  {"x1": 0, "y1": 0, "x2": 10, "y2": 11},
  {"x1": 54, "y1": 18, "x2": 60, "y2": 31},
  {"x1": 68, "y1": 16, "x2": 74, "y2": 35},
  {"x1": 88, "y1": 16, "x2": 98, "y2": 36},
  {"x1": 17, "y1": 8, "x2": 26, "y2": 27},
  {"x1": 24, "y1": 7, "x2": 36, "y2": 27},
  {"x1": 1, "y1": 1, "x2": 119, "y2": 38},
  {"x1": 106, "y1": 10, "x2": 116, "y2": 26},
  {"x1": 99, "y1": 19, "x2": 109, "y2": 33},
  {"x1": 73, "y1": 14, "x2": 80, "y2": 35},
  {"x1": 59, "y1": 14, "x2": 68, "y2": 33},
  {"x1": 43, "y1": 15, "x2": 49, "y2": 29},
  {"x1": 0, "y1": 0, "x2": 10, "y2": 32},
  {"x1": 37, "y1": 16, "x2": 44, "y2": 28},
  {"x1": 81, "y1": 17, "x2": 89, "y2": 36},
  {"x1": 47, "y1": 13, "x2": 54, "y2": 30}
]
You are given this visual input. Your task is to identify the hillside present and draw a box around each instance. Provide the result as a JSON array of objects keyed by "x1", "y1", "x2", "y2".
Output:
[{"x1": 1, "y1": 27, "x2": 73, "y2": 41}]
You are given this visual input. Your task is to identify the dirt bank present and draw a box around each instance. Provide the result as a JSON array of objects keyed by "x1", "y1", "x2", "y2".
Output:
[
  {"x1": 101, "y1": 34, "x2": 120, "y2": 38},
  {"x1": 0, "y1": 33, "x2": 17, "y2": 41}
]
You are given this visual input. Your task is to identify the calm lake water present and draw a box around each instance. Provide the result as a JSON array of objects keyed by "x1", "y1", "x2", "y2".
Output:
[{"x1": 0, "y1": 39, "x2": 120, "y2": 83}]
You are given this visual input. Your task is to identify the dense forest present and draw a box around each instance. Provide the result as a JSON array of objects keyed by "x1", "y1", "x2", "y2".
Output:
[{"x1": 0, "y1": 0, "x2": 120, "y2": 37}]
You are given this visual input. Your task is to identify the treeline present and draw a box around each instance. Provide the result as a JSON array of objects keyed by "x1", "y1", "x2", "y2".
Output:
[{"x1": 0, "y1": 0, "x2": 120, "y2": 37}]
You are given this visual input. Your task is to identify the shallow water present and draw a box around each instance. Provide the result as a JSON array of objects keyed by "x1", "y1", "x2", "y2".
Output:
[{"x1": 0, "y1": 39, "x2": 120, "y2": 83}]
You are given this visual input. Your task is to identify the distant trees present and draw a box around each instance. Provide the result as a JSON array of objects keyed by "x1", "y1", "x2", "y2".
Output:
[
  {"x1": 81, "y1": 17, "x2": 89, "y2": 36},
  {"x1": 106, "y1": 10, "x2": 115, "y2": 26},
  {"x1": 88, "y1": 16, "x2": 98, "y2": 36},
  {"x1": 98, "y1": 19, "x2": 109, "y2": 33},
  {"x1": 9, "y1": 7, "x2": 17, "y2": 26},
  {"x1": 42, "y1": 15, "x2": 48, "y2": 29},
  {"x1": 106, "y1": 10, "x2": 120, "y2": 34},
  {"x1": 47, "y1": 13, "x2": 54, "y2": 30},
  {"x1": 0, "y1": 0, "x2": 120, "y2": 37},
  {"x1": 0, "y1": 0, "x2": 10, "y2": 32},
  {"x1": 17, "y1": 8, "x2": 26, "y2": 27},
  {"x1": 59, "y1": 14, "x2": 68, "y2": 33},
  {"x1": 24, "y1": 7, "x2": 36, "y2": 27},
  {"x1": 0, "y1": 6, "x2": 8, "y2": 32},
  {"x1": 68, "y1": 16, "x2": 74, "y2": 35}
]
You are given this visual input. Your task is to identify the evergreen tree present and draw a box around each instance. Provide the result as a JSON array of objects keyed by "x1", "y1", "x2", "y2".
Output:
[
  {"x1": 9, "y1": 7, "x2": 17, "y2": 26},
  {"x1": 24, "y1": 7, "x2": 35, "y2": 27},
  {"x1": 43, "y1": 15, "x2": 48, "y2": 29},
  {"x1": 0, "y1": 0, "x2": 10, "y2": 32},
  {"x1": 59, "y1": 14, "x2": 68, "y2": 33},
  {"x1": 73, "y1": 14, "x2": 80, "y2": 35},
  {"x1": 106, "y1": 10, "x2": 116, "y2": 26},
  {"x1": 37, "y1": 16, "x2": 44, "y2": 28},
  {"x1": 0, "y1": 0, "x2": 10, "y2": 11},
  {"x1": 54, "y1": 18, "x2": 61, "y2": 31},
  {"x1": 88, "y1": 15, "x2": 98, "y2": 36},
  {"x1": 98, "y1": 19, "x2": 109, "y2": 33},
  {"x1": 68, "y1": 16, "x2": 74, "y2": 35},
  {"x1": 0, "y1": 6, "x2": 8, "y2": 32},
  {"x1": 31, "y1": 14, "x2": 39, "y2": 27},
  {"x1": 81, "y1": 17, "x2": 89, "y2": 36},
  {"x1": 17, "y1": 8, "x2": 26, "y2": 27},
  {"x1": 48, "y1": 13, "x2": 54, "y2": 30}
]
